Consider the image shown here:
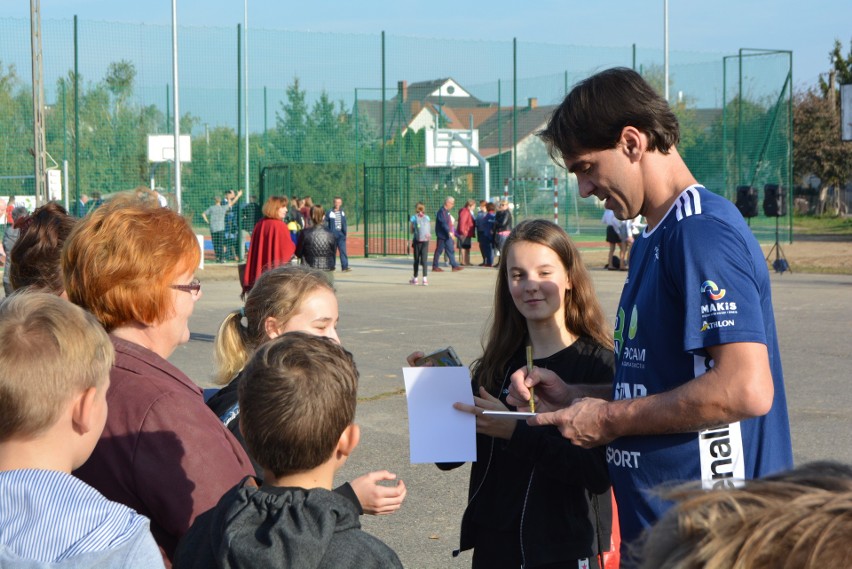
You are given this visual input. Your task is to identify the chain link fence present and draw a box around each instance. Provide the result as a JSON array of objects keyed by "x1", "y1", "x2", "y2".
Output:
[{"x1": 0, "y1": 18, "x2": 792, "y2": 253}]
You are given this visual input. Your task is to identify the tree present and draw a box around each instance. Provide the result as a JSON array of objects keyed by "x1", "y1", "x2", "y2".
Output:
[
  {"x1": 793, "y1": 88, "x2": 851, "y2": 215},
  {"x1": 105, "y1": 60, "x2": 136, "y2": 115},
  {"x1": 274, "y1": 77, "x2": 308, "y2": 162},
  {"x1": 818, "y1": 38, "x2": 852, "y2": 97},
  {"x1": 0, "y1": 62, "x2": 29, "y2": 182}
]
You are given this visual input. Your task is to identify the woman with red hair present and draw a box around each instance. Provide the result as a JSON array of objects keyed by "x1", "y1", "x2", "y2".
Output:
[
  {"x1": 242, "y1": 195, "x2": 295, "y2": 296},
  {"x1": 63, "y1": 193, "x2": 253, "y2": 564}
]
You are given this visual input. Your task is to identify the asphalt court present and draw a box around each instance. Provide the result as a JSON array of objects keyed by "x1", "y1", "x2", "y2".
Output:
[{"x1": 174, "y1": 257, "x2": 852, "y2": 568}]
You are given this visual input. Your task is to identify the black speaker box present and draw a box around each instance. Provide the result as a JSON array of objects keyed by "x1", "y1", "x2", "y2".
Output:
[
  {"x1": 735, "y1": 186, "x2": 758, "y2": 218},
  {"x1": 763, "y1": 184, "x2": 786, "y2": 217}
]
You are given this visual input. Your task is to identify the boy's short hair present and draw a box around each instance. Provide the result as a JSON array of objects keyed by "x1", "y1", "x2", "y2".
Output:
[
  {"x1": 0, "y1": 292, "x2": 114, "y2": 440},
  {"x1": 486, "y1": 202, "x2": 496, "y2": 212},
  {"x1": 238, "y1": 332, "x2": 358, "y2": 478}
]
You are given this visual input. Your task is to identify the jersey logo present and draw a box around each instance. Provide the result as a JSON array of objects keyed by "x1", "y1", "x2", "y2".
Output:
[
  {"x1": 699, "y1": 422, "x2": 745, "y2": 489},
  {"x1": 700, "y1": 280, "x2": 726, "y2": 301},
  {"x1": 614, "y1": 304, "x2": 639, "y2": 358}
]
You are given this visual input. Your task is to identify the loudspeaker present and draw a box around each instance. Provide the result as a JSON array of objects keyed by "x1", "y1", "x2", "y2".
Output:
[
  {"x1": 763, "y1": 184, "x2": 786, "y2": 217},
  {"x1": 735, "y1": 186, "x2": 758, "y2": 218}
]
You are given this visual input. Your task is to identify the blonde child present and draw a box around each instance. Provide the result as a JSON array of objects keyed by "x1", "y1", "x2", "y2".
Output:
[{"x1": 0, "y1": 292, "x2": 162, "y2": 568}]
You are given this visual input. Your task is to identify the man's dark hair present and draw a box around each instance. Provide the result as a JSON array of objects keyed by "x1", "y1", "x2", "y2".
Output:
[{"x1": 539, "y1": 67, "x2": 680, "y2": 163}]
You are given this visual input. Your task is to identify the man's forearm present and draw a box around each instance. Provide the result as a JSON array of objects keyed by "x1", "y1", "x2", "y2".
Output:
[{"x1": 603, "y1": 345, "x2": 773, "y2": 439}]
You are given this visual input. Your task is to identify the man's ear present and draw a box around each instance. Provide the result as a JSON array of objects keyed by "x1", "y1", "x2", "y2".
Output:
[
  {"x1": 620, "y1": 126, "x2": 647, "y2": 161},
  {"x1": 71, "y1": 387, "x2": 98, "y2": 435},
  {"x1": 336, "y1": 424, "x2": 360, "y2": 459},
  {"x1": 264, "y1": 316, "x2": 281, "y2": 339}
]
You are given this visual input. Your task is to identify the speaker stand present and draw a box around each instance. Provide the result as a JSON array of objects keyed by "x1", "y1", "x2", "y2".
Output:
[{"x1": 765, "y1": 216, "x2": 790, "y2": 274}]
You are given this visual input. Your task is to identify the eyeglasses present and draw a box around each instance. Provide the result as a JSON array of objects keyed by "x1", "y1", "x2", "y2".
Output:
[{"x1": 171, "y1": 278, "x2": 202, "y2": 297}]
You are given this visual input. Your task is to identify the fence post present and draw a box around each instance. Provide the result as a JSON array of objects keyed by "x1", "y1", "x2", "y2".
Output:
[{"x1": 553, "y1": 178, "x2": 559, "y2": 225}]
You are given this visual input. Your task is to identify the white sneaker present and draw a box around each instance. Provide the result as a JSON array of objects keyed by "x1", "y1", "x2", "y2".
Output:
[
  {"x1": 409, "y1": 277, "x2": 418, "y2": 285},
  {"x1": 422, "y1": 277, "x2": 428, "y2": 286}
]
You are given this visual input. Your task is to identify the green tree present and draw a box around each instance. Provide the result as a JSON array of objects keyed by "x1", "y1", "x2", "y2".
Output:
[
  {"x1": 818, "y1": 38, "x2": 852, "y2": 97},
  {"x1": 793, "y1": 88, "x2": 850, "y2": 215},
  {"x1": 304, "y1": 91, "x2": 338, "y2": 163},
  {"x1": 0, "y1": 62, "x2": 32, "y2": 186},
  {"x1": 105, "y1": 60, "x2": 136, "y2": 115},
  {"x1": 274, "y1": 77, "x2": 308, "y2": 162}
]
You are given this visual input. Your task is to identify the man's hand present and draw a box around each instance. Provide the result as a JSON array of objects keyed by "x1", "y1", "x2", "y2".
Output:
[
  {"x1": 506, "y1": 365, "x2": 579, "y2": 412},
  {"x1": 453, "y1": 387, "x2": 516, "y2": 440},
  {"x1": 529, "y1": 397, "x2": 614, "y2": 448}
]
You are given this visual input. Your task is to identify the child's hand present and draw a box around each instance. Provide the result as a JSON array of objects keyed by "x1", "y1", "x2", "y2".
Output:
[
  {"x1": 453, "y1": 387, "x2": 516, "y2": 440},
  {"x1": 406, "y1": 351, "x2": 426, "y2": 367},
  {"x1": 350, "y1": 471, "x2": 407, "y2": 516}
]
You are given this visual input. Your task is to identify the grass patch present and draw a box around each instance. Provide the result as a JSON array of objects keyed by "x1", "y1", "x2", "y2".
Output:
[{"x1": 792, "y1": 215, "x2": 852, "y2": 236}]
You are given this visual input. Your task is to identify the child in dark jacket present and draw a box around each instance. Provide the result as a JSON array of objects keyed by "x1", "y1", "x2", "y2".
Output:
[
  {"x1": 175, "y1": 332, "x2": 402, "y2": 569},
  {"x1": 475, "y1": 202, "x2": 496, "y2": 266}
]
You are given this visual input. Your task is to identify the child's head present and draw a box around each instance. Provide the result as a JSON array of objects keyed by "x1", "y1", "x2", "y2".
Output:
[
  {"x1": 9, "y1": 202, "x2": 77, "y2": 295},
  {"x1": 214, "y1": 266, "x2": 337, "y2": 383},
  {"x1": 486, "y1": 202, "x2": 496, "y2": 213},
  {"x1": 496, "y1": 219, "x2": 611, "y2": 347},
  {"x1": 310, "y1": 204, "x2": 325, "y2": 226},
  {"x1": 238, "y1": 332, "x2": 358, "y2": 479},
  {"x1": 415, "y1": 202, "x2": 425, "y2": 214},
  {"x1": 0, "y1": 292, "x2": 113, "y2": 448}
]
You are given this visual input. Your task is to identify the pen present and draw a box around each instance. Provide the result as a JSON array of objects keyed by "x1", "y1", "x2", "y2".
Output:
[{"x1": 526, "y1": 345, "x2": 535, "y2": 413}]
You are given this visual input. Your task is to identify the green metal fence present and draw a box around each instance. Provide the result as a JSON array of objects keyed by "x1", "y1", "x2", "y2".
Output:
[{"x1": 0, "y1": 18, "x2": 792, "y2": 249}]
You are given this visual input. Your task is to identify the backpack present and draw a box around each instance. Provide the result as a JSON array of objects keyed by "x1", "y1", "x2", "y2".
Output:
[{"x1": 413, "y1": 214, "x2": 431, "y2": 241}]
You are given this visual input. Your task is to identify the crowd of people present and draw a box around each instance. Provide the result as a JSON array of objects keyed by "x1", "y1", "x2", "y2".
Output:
[
  {"x1": 0, "y1": 66, "x2": 845, "y2": 569},
  {"x1": 241, "y1": 193, "x2": 350, "y2": 295},
  {"x1": 406, "y1": 196, "x2": 515, "y2": 285}
]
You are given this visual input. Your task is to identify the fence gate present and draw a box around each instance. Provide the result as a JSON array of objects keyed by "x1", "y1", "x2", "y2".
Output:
[
  {"x1": 259, "y1": 164, "x2": 292, "y2": 205},
  {"x1": 363, "y1": 166, "x2": 411, "y2": 256}
]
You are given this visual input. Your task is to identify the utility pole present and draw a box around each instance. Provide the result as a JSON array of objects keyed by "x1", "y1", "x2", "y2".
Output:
[{"x1": 30, "y1": 0, "x2": 48, "y2": 205}]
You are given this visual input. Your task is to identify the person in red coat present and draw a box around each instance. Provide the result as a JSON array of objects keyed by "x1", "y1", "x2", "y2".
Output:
[
  {"x1": 242, "y1": 195, "x2": 295, "y2": 296},
  {"x1": 456, "y1": 199, "x2": 476, "y2": 266}
]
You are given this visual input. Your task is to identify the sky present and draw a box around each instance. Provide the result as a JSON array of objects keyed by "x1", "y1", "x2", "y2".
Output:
[{"x1": 4, "y1": 0, "x2": 850, "y2": 92}]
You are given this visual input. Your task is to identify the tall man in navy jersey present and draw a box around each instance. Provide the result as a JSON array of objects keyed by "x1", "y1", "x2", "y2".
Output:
[{"x1": 508, "y1": 68, "x2": 793, "y2": 554}]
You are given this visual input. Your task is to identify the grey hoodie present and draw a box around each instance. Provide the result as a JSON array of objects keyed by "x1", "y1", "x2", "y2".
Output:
[
  {"x1": 0, "y1": 469, "x2": 163, "y2": 568},
  {"x1": 174, "y1": 477, "x2": 402, "y2": 569}
]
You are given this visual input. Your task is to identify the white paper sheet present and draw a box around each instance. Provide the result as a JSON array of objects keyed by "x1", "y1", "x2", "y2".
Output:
[
  {"x1": 402, "y1": 366, "x2": 476, "y2": 464},
  {"x1": 481, "y1": 411, "x2": 537, "y2": 419}
]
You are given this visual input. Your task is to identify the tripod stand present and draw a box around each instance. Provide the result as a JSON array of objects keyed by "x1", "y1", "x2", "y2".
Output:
[{"x1": 765, "y1": 216, "x2": 790, "y2": 274}]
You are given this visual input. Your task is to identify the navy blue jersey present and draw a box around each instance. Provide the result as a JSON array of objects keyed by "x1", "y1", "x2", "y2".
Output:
[{"x1": 608, "y1": 185, "x2": 793, "y2": 545}]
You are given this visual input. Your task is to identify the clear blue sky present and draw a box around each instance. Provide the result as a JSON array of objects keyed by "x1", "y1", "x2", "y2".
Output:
[{"x1": 4, "y1": 0, "x2": 849, "y2": 90}]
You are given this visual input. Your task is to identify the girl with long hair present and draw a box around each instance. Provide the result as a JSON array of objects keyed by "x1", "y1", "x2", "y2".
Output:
[{"x1": 433, "y1": 219, "x2": 616, "y2": 568}]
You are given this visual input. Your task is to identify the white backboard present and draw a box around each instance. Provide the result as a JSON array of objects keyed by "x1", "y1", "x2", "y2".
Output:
[
  {"x1": 425, "y1": 128, "x2": 479, "y2": 167},
  {"x1": 841, "y1": 84, "x2": 852, "y2": 142},
  {"x1": 147, "y1": 135, "x2": 192, "y2": 163},
  {"x1": 47, "y1": 169, "x2": 62, "y2": 201}
]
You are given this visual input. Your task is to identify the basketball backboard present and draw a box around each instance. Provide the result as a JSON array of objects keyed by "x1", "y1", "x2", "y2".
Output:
[
  {"x1": 425, "y1": 128, "x2": 479, "y2": 167},
  {"x1": 147, "y1": 135, "x2": 192, "y2": 163}
]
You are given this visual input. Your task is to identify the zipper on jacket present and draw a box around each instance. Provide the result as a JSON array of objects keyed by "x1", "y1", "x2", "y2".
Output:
[{"x1": 518, "y1": 467, "x2": 535, "y2": 569}]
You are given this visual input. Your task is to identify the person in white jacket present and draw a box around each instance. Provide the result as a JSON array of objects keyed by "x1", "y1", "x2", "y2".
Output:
[{"x1": 601, "y1": 209, "x2": 632, "y2": 270}]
